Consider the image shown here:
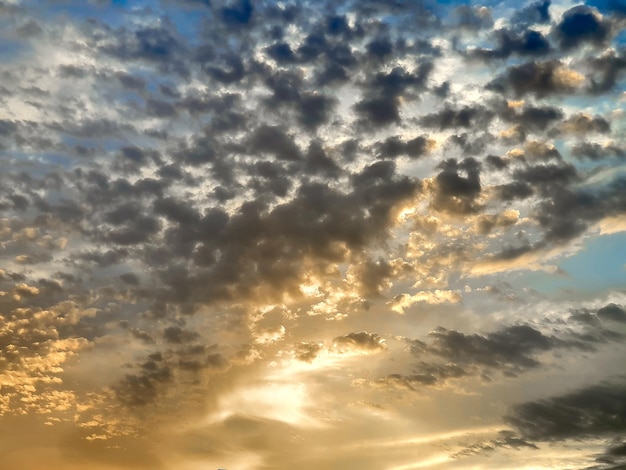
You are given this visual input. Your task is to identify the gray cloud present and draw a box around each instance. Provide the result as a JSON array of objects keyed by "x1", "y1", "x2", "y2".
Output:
[{"x1": 506, "y1": 380, "x2": 626, "y2": 441}]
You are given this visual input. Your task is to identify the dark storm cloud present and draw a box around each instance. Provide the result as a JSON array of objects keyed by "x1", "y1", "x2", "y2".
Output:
[{"x1": 554, "y1": 5, "x2": 613, "y2": 51}]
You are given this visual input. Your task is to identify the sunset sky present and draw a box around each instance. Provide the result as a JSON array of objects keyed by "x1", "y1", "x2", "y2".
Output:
[{"x1": 1, "y1": 0, "x2": 626, "y2": 468}]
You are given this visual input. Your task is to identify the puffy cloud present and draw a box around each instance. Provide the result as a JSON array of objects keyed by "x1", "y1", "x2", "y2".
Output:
[
  {"x1": 554, "y1": 6, "x2": 613, "y2": 51},
  {"x1": 332, "y1": 331, "x2": 387, "y2": 354},
  {"x1": 487, "y1": 60, "x2": 585, "y2": 97}
]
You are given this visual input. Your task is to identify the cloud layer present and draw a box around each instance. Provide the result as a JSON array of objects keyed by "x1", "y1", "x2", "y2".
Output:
[{"x1": 0, "y1": 0, "x2": 625, "y2": 468}]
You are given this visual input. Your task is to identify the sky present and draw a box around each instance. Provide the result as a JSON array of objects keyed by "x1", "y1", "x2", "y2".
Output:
[{"x1": 0, "y1": 0, "x2": 625, "y2": 468}]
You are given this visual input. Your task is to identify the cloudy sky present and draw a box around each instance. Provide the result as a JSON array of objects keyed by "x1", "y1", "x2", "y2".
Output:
[{"x1": 1, "y1": 0, "x2": 626, "y2": 468}]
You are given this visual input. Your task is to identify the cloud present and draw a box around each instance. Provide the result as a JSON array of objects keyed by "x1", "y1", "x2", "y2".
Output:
[
  {"x1": 332, "y1": 331, "x2": 387, "y2": 354},
  {"x1": 597, "y1": 303, "x2": 626, "y2": 323},
  {"x1": 390, "y1": 303, "x2": 625, "y2": 389},
  {"x1": 554, "y1": 6, "x2": 613, "y2": 51},
  {"x1": 430, "y1": 158, "x2": 482, "y2": 214},
  {"x1": 506, "y1": 380, "x2": 626, "y2": 441},
  {"x1": 487, "y1": 60, "x2": 584, "y2": 97},
  {"x1": 469, "y1": 29, "x2": 551, "y2": 60},
  {"x1": 1, "y1": 0, "x2": 626, "y2": 467}
]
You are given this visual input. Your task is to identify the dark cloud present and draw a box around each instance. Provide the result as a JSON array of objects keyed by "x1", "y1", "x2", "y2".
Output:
[
  {"x1": 424, "y1": 324, "x2": 555, "y2": 372},
  {"x1": 142, "y1": 160, "x2": 420, "y2": 307},
  {"x1": 597, "y1": 304, "x2": 626, "y2": 323},
  {"x1": 506, "y1": 380, "x2": 626, "y2": 441},
  {"x1": 469, "y1": 29, "x2": 550, "y2": 60},
  {"x1": 510, "y1": 1, "x2": 551, "y2": 30},
  {"x1": 304, "y1": 141, "x2": 341, "y2": 177},
  {"x1": 486, "y1": 154, "x2": 509, "y2": 170},
  {"x1": 378, "y1": 373, "x2": 440, "y2": 390},
  {"x1": 114, "y1": 355, "x2": 172, "y2": 407},
  {"x1": 498, "y1": 103, "x2": 564, "y2": 133},
  {"x1": 354, "y1": 64, "x2": 433, "y2": 127},
  {"x1": 221, "y1": 0, "x2": 253, "y2": 25},
  {"x1": 366, "y1": 35, "x2": 394, "y2": 60},
  {"x1": 587, "y1": 50, "x2": 626, "y2": 94},
  {"x1": 101, "y1": 24, "x2": 188, "y2": 76},
  {"x1": 116, "y1": 72, "x2": 146, "y2": 91},
  {"x1": 431, "y1": 158, "x2": 482, "y2": 214},
  {"x1": 296, "y1": 93, "x2": 337, "y2": 130},
  {"x1": 487, "y1": 60, "x2": 582, "y2": 97},
  {"x1": 333, "y1": 331, "x2": 386, "y2": 352},
  {"x1": 571, "y1": 142, "x2": 625, "y2": 161},
  {"x1": 375, "y1": 135, "x2": 433, "y2": 160},
  {"x1": 446, "y1": 132, "x2": 494, "y2": 155},
  {"x1": 248, "y1": 125, "x2": 302, "y2": 161},
  {"x1": 451, "y1": 5, "x2": 493, "y2": 31},
  {"x1": 556, "y1": 113, "x2": 611, "y2": 135},
  {"x1": 354, "y1": 96, "x2": 401, "y2": 127},
  {"x1": 554, "y1": 5, "x2": 613, "y2": 50},
  {"x1": 293, "y1": 342, "x2": 323, "y2": 362},
  {"x1": 163, "y1": 326, "x2": 200, "y2": 344},
  {"x1": 396, "y1": 307, "x2": 623, "y2": 392},
  {"x1": 451, "y1": 430, "x2": 538, "y2": 458},
  {"x1": 420, "y1": 105, "x2": 494, "y2": 130},
  {"x1": 513, "y1": 162, "x2": 578, "y2": 188}
]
